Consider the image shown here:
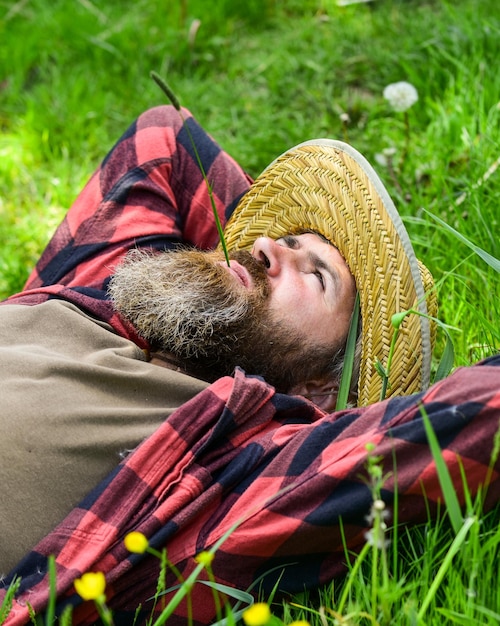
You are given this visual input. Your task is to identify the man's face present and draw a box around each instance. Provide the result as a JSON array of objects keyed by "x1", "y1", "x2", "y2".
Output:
[
  {"x1": 241, "y1": 233, "x2": 356, "y2": 359},
  {"x1": 109, "y1": 233, "x2": 356, "y2": 392}
]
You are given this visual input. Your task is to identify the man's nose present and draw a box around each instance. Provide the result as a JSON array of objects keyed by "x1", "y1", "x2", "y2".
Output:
[{"x1": 251, "y1": 237, "x2": 295, "y2": 278}]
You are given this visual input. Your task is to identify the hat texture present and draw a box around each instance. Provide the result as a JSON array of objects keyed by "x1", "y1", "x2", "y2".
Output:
[{"x1": 222, "y1": 140, "x2": 437, "y2": 406}]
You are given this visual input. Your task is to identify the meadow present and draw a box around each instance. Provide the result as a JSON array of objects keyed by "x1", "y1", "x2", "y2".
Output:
[{"x1": 1, "y1": 0, "x2": 499, "y2": 623}]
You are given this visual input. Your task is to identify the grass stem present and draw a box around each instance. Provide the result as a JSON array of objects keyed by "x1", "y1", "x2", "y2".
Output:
[{"x1": 150, "y1": 71, "x2": 231, "y2": 267}]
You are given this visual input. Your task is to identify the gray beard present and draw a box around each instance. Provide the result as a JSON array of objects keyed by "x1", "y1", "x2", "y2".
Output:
[{"x1": 108, "y1": 247, "x2": 337, "y2": 392}]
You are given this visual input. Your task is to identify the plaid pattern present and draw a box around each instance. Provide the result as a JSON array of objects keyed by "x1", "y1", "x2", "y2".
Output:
[
  {"x1": 3, "y1": 358, "x2": 500, "y2": 624},
  {"x1": 2, "y1": 105, "x2": 252, "y2": 345},
  {"x1": 1, "y1": 106, "x2": 499, "y2": 624}
]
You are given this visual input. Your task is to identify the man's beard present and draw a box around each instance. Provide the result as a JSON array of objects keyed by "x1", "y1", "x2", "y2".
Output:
[{"x1": 108, "y1": 247, "x2": 337, "y2": 392}]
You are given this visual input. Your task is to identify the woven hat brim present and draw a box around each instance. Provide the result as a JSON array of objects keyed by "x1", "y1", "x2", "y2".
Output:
[{"x1": 221, "y1": 139, "x2": 435, "y2": 406}]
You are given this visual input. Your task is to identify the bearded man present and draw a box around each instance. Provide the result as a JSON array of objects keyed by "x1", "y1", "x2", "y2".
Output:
[
  {"x1": 108, "y1": 236, "x2": 356, "y2": 401},
  {"x1": 1, "y1": 106, "x2": 364, "y2": 572},
  {"x1": 1, "y1": 106, "x2": 498, "y2": 626}
]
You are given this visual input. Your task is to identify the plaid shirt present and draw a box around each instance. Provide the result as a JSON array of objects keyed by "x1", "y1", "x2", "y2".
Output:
[
  {"x1": 3, "y1": 359, "x2": 500, "y2": 625},
  {"x1": 3, "y1": 105, "x2": 252, "y2": 343},
  {"x1": 1, "y1": 106, "x2": 499, "y2": 624}
]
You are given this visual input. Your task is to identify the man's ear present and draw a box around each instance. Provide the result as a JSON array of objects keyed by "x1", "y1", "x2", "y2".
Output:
[{"x1": 288, "y1": 377, "x2": 339, "y2": 412}]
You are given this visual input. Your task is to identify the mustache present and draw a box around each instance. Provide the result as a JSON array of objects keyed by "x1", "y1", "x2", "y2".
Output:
[{"x1": 226, "y1": 249, "x2": 270, "y2": 294}]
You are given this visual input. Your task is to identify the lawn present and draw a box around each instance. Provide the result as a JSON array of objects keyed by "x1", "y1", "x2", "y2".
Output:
[{"x1": 1, "y1": 0, "x2": 499, "y2": 623}]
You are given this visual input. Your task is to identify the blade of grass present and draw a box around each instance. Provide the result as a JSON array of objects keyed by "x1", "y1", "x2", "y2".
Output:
[
  {"x1": 336, "y1": 541, "x2": 372, "y2": 615},
  {"x1": 150, "y1": 71, "x2": 231, "y2": 267},
  {"x1": 417, "y1": 515, "x2": 476, "y2": 621},
  {"x1": 0, "y1": 577, "x2": 21, "y2": 623},
  {"x1": 203, "y1": 582, "x2": 253, "y2": 626},
  {"x1": 45, "y1": 555, "x2": 57, "y2": 626},
  {"x1": 433, "y1": 328, "x2": 455, "y2": 383},
  {"x1": 423, "y1": 209, "x2": 500, "y2": 273},
  {"x1": 336, "y1": 292, "x2": 360, "y2": 410},
  {"x1": 419, "y1": 403, "x2": 463, "y2": 534},
  {"x1": 151, "y1": 512, "x2": 265, "y2": 625}
]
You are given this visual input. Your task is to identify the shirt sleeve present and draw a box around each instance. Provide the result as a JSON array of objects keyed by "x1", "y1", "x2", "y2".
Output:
[{"x1": 3, "y1": 106, "x2": 253, "y2": 341}]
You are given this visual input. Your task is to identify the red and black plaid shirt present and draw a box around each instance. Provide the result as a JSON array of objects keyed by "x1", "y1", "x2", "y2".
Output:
[
  {"x1": 2, "y1": 106, "x2": 499, "y2": 625},
  {"x1": 4, "y1": 105, "x2": 252, "y2": 342}
]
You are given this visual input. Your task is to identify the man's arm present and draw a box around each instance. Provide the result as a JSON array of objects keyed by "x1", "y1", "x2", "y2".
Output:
[{"x1": 3, "y1": 106, "x2": 252, "y2": 340}]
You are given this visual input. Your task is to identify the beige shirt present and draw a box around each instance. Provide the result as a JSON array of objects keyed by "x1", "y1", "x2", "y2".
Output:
[{"x1": 0, "y1": 300, "x2": 208, "y2": 573}]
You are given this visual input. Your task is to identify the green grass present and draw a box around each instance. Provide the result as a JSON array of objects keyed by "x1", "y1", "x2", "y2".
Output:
[
  {"x1": 2, "y1": 0, "x2": 499, "y2": 362},
  {"x1": 1, "y1": 0, "x2": 500, "y2": 623},
  {"x1": 281, "y1": 504, "x2": 500, "y2": 626}
]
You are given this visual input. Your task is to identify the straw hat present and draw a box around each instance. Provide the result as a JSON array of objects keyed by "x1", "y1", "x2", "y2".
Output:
[{"x1": 222, "y1": 139, "x2": 437, "y2": 406}]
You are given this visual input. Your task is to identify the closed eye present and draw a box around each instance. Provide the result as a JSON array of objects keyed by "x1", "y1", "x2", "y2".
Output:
[
  {"x1": 280, "y1": 235, "x2": 327, "y2": 290},
  {"x1": 315, "y1": 270, "x2": 325, "y2": 289}
]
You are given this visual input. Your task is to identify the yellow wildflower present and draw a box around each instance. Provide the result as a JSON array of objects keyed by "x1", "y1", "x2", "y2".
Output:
[
  {"x1": 124, "y1": 531, "x2": 149, "y2": 554},
  {"x1": 74, "y1": 571, "x2": 106, "y2": 601},
  {"x1": 242, "y1": 602, "x2": 272, "y2": 626},
  {"x1": 194, "y1": 551, "x2": 214, "y2": 567},
  {"x1": 289, "y1": 621, "x2": 311, "y2": 626}
]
